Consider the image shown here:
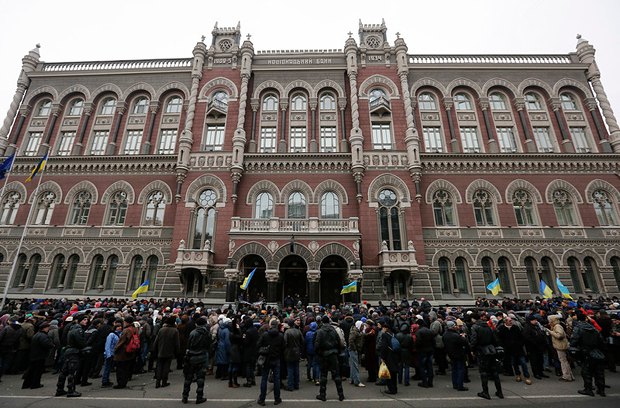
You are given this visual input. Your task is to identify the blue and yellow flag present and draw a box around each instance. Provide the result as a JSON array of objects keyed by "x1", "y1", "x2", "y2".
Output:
[
  {"x1": 25, "y1": 153, "x2": 48, "y2": 182},
  {"x1": 0, "y1": 153, "x2": 15, "y2": 179},
  {"x1": 539, "y1": 279, "x2": 553, "y2": 299},
  {"x1": 240, "y1": 267, "x2": 256, "y2": 290},
  {"x1": 340, "y1": 280, "x2": 357, "y2": 295},
  {"x1": 486, "y1": 277, "x2": 501, "y2": 296},
  {"x1": 132, "y1": 279, "x2": 149, "y2": 299},
  {"x1": 555, "y1": 277, "x2": 573, "y2": 300}
]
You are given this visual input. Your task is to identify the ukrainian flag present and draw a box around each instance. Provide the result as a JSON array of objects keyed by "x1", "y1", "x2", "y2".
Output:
[
  {"x1": 0, "y1": 153, "x2": 15, "y2": 179},
  {"x1": 555, "y1": 277, "x2": 573, "y2": 300},
  {"x1": 25, "y1": 153, "x2": 48, "y2": 182},
  {"x1": 240, "y1": 267, "x2": 256, "y2": 290},
  {"x1": 486, "y1": 277, "x2": 501, "y2": 296},
  {"x1": 340, "y1": 280, "x2": 357, "y2": 295},
  {"x1": 132, "y1": 279, "x2": 149, "y2": 299},
  {"x1": 539, "y1": 279, "x2": 553, "y2": 299}
]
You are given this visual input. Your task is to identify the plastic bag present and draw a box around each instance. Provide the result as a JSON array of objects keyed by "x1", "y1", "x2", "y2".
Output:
[{"x1": 378, "y1": 361, "x2": 391, "y2": 380}]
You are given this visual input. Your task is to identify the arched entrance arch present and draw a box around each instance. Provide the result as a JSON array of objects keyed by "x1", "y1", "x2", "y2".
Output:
[
  {"x1": 278, "y1": 255, "x2": 308, "y2": 307},
  {"x1": 320, "y1": 255, "x2": 348, "y2": 306},
  {"x1": 238, "y1": 255, "x2": 267, "y2": 303}
]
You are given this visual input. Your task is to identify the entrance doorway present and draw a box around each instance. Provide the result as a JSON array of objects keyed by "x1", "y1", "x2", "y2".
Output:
[
  {"x1": 320, "y1": 255, "x2": 347, "y2": 307},
  {"x1": 387, "y1": 270, "x2": 410, "y2": 299},
  {"x1": 182, "y1": 268, "x2": 203, "y2": 296},
  {"x1": 239, "y1": 255, "x2": 267, "y2": 303},
  {"x1": 279, "y1": 255, "x2": 308, "y2": 306}
]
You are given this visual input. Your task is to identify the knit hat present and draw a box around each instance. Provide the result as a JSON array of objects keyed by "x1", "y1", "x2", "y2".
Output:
[
  {"x1": 355, "y1": 320, "x2": 363, "y2": 330},
  {"x1": 446, "y1": 321, "x2": 456, "y2": 329}
]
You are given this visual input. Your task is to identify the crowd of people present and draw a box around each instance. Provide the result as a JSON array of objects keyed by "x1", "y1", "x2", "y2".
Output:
[{"x1": 0, "y1": 295, "x2": 619, "y2": 404}]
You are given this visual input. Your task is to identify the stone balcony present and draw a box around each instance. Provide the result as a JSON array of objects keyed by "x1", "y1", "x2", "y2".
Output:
[
  {"x1": 378, "y1": 241, "x2": 418, "y2": 274},
  {"x1": 229, "y1": 217, "x2": 359, "y2": 234},
  {"x1": 174, "y1": 239, "x2": 214, "y2": 272}
]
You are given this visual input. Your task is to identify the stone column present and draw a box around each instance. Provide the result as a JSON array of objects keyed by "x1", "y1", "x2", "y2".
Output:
[
  {"x1": 248, "y1": 100, "x2": 259, "y2": 152},
  {"x1": 277, "y1": 101, "x2": 288, "y2": 153},
  {"x1": 550, "y1": 98, "x2": 573, "y2": 152},
  {"x1": 514, "y1": 98, "x2": 536, "y2": 152},
  {"x1": 142, "y1": 101, "x2": 160, "y2": 154},
  {"x1": 265, "y1": 269, "x2": 279, "y2": 303},
  {"x1": 345, "y1": 33, "x2": 365, "y2": 202},
  {"x1": 73, "y1": 103, "x2": 93, "y2": 155},
  {"x1": 309, "y1": 99, "x2": 318, "y2": 152},
  {"x1": 347, "y1": 267, "x2": 363, "y2": 304},
  {"x1": 106, "y1": 102, "x2": 126, "y2": 154},
  {"x1": 444, "y1": 98, "x2": 459, "y2": 152},
  {"x1": 224, "y1": 267, "x2": 239, "y2": 302},
  {"x1": 5, "y1": 106, "x2": 30, "y2": 156},
  {"x1": 479, "y1": 98, "x2": 499, "y2": 153},
  {"x1": 585, "y1": 97, "x2": 612, "y2": 152},
  {"x1": 307, "y1": 269, "x2": 320, "y2": 304}
]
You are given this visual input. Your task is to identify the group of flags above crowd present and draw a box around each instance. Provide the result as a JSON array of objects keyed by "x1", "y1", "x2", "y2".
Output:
[
  {"x1": 0, "y1": 153, "x2": 48, "y2": 182},
  {"x1": 487, "y1": 276, "x2": 574, "y2": 299}
]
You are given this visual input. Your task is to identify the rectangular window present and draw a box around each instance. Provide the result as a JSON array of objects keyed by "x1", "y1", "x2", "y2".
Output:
[
  {"x1": 496, "y1": 127, "x2": 517, "y2": 152},
  {"x1": 371, "y1": 123, "x2": 392, "y2": 149},
  {"x1": 423, "y1": 126, "x2": 444, "y2": 152},
  {"x1": 459, "y1": 127, "x2": 480, "y2": 152},
  {"x1": 533, "y1": 127, "x2": 554, "y2": 152},
  {"x1": 56, "y1": 131, "x2": 76, "y2": 156},
  {"x1": 259, "y1": 127, "x2": 277, "y2": 153},
  {"x1": 203, "y1": 125, "x2": 224, "y2": 151},
  {"x1": 289, "y1": 127, "x2": 307, "y2": 152},
  {"x1": 90, "y1": 131, "x2": 109, "y2": 155},
  {"x1": 123, "y1": 130, "x2": 143, "y2": 155},
  {"x1": 24, "y1": 132, "x2": 43, "y2": 156},
  {"x1": 158, "y1": 129, "x2": 177, "y2": 154},
  {"x1": 569, "y1": 127, "x2": 590, "y2": 152},
  {"x1": 320, "y1": 126, "x2": 337, "y2": 152}
]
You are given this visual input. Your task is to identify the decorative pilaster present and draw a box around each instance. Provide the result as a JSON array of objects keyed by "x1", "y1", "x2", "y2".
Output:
[
  {"x1": 307, "y1": 269, "x2": 320, "y2": 304},
  {"x1": 309, "y1": 99, "x2": 318, "y2": 152},
  {"x1": 143, "y1": 101, "x2": 160, "y2": 154},
  {"x1": 277, "y1": 101, "x2": 288, "y2": 152},
  {"x1": 585, "y1": 97, "x2": 612, "y2": 152},
  {"x1": 479, "y1": 98, "x2": 499, "y2": 153},
  {"x1": 265, "y1": 269, "x2": 279, "y2": 303},
  {"x1": 514, "y1": 98, "x2": 536, "y2": 152},
  {"x1": 73, "y1": 103, "x2": 93, "y2": 155},
  {"x1": 444, "y1": 98, "x2": 458, "y2": 152},
  {"x1": 224, "y1": 267, "x2": 239, "y2": 302}
]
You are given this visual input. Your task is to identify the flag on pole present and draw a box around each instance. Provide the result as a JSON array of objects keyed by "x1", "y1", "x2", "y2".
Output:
[
  {"x1": 240, "y1": 267, "x2": 257, "y2": 290},
  {"x1": 340, "y1": 280, "x2": 358, "y2": 295},
  {"x1": 25, "y1": 153, "x2": 48, "y2": 182},
  {"x1": 132, "y1": 279, "x2": 150, "y2": 299},
  {"x1": 555, "y1": 277, "x2": 573, "y2": 299},
  {"x1": 539, "y1": 279, "x2": 553, "y2": 299},
  {"x1": 486, "y1": 277, "x2": 501, "y2": 296},
  {"x1": 0, "y1": 153, "x2": 15, "y2": 179}
]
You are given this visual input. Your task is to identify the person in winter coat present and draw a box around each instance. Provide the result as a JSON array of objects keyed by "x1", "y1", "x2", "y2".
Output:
[
  {"x1": 570, "y1": 310, "x2": 606, "y2": 396},
  {"x1": 522, "y1": 315, "x2": 548, "y2": 379},
  {"x1": 363, "y1": 320, "x2": 378, "y2": 383},
  {"x1": 546, "y1": 315, "x2": 574, "y2": 381},
  {"x1": 113, "y1": 316, "x2": 139, "y2": 389},
  {"x1": 283, "y1": 318, "x2": 304, "y2": 391},
  {"x1": 228, "y1": 317, "x2": 243, "y2": 388},
  {"x1": 256, "y1": 318, "x2": 284, "y2": 406},
  {"x1": 102, "y1": 319, "x2": 123, "y2": 387},
  {"x1": 395, "y1": 323, "x2": 413, "y2": 386},
  {"x1": 153, "y1": 315, "x2": 180, "y2": 388},
  {"x1": 56, "y1": 315, "x2": 88, "y2": 397},
  {"x1": 182, "y1": 316, "x2": 211, "y2": 405},
  {"x1": 313, "y1": 315, "x2": 345, "y2": 402},
  {"x1": 442, "y1": 320, "x2": 468, "y2": 391},
  {"x1": 348, "y1": 320, "x2": 365, "y2": 387},
  {"x1": 377, "y1": 319, "x2": 399, "y2": 395},
  {"x1": 305, "y1": 321, "x2": 320, "y2": 384},
  {"x1": 215, "y1": 318, "x2": 231, "y2": 380},
  {"x1": 22, "y1": 322, "x2": 54, "y2": 389},
  {"x1": 241, "y1": 316, "x2": 259, "y2": 387},
  {"x1": 47, "y1": 319, "x2": 61, "y2": 372},
  {"x1": 14, "y1": 315, "x2": 35, "y2": 373},
  {"x1": 470, "y1": 313, "x2": 502, "y2": 400},
  {"x1": 0, "y1": 316, "x2": 22, "y2": 381},
  {"x1": 415, "y1": 319, "x2": 435, "y2": 388},
  {"x1": 430, "y1": 315, "x2": 447, "y2": 375},
  {"x1": 497, "y1": 316, "x2": 532, "y2": 384}
]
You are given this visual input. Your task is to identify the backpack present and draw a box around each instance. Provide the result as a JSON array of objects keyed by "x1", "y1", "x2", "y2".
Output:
[
  {"x1": 389, "y1": 333, "x2": 401, "y2": 352},
  {"x1": 125, "y1": 328, "x2": 141, "y2": 353}
]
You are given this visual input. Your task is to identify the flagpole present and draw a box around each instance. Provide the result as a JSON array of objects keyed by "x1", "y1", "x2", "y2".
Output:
[{"x1": 1, "y1": 154, "x2": 48, "y2": 310}]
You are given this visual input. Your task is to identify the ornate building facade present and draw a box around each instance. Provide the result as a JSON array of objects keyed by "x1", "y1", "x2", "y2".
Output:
[{"x1": 1, "y1": 21, "x2": 619, "y2": 305}]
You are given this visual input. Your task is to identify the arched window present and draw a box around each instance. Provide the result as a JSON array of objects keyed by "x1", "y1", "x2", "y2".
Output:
[
  {"x1": 454, "y1": 257, "x2": 469, "y2": 293},
  {"x1": 262, "y1": 94, "x2": 278, "y2": 111},
  {"x1": 255, "y1": 192, "x2": 273, "y2": 219},
  {"x1": 165, "y1": 96, "x2": 183, "y2": 113},
  {"x1": 525, "y1": 257, "x2": 538, "y2": 294},
  {"x1": 512, "y1": 189, "x2": 536, "y2": 226},
  {"x1": 553, "y1": 189, "x2": 577, "y2": 226},
  {"x1": 100, "y1": 97, "x2": 116, "y2": 115},
  {"x1": 540, "y1": 257, "x2": 555, "y2": 292},
  {"x1": 320, "y1": 191, "x2": 340, "y2": 219},
  {"x1": 378, "y1": 189, "x2": 402, "y2": 250},
  {"x1": 290, "y1": 94, "x2": 307, "y2": 111},
  {"x1": 472, "y1": 189, "x2": 496, "y2": 226},
  {"x1": 0, "y1": 191, "x2": 20, "y2": 225},
  {"x1": 489, "y1": 92, "x2": 507, "y2": 110},
  {"x1": 12, "y1": 254, "x2": 27, "y2": 288},
  {"x1": 287, "y1": 191, "x2": 306, "y2": 219},
  {"x1": 132, "y1": 97, "x2": 149, "y2": 115},
  {"x1": 129, "y1": 255, "x2": 144, "y2": 290},
  {"x1": 432, "y1": 190, "x2": 455, "y2": 226},
  {"x1": 212, "y1": 91, "x2": 229, "y2": 111},
  {"x1": 106, "y1": 191, "x2": 128, "y2": 225},
  {"x1": 497, "y1": 257, "x2": 512, "y2": 293},
  {"x1": 592, "y1": 189, "x2": 619, "y2": 226},
  {"x1": 49, "y1": 254, "x2": 66, "y2": 289},
  {"x1": 454, "y1": 93, "x2": 472, "y2": 110},
  {"x1": 144, "y1": 190, "x2": 166, "y2": 226},
  {"x1": 481, "y1": 257, "x2": 495, "y2": 287},
  {"x1": 89, "y1": 255, "x2": 104, "y2": 289},
  {"x1": 14, "y1": 254, "x2": 41, "y2": 289},
  {"x1": 583, "y1": 257, "x2": 599, "y2": 293},
  {"x1": 33, "y1": 191, "x2": 56, "y2": 225},
  {"x1": 418, "y1": 93, "x2": 437, "y2": 110},
  {"x1": 568, "y1": 257, "x2": 583, "y2": 293},
  {"x1": 525, "y1": 92, "x2": 542, "y2": 110},
  {"x1": 560, "y1": 93, "x2": 578, "y2": 111},
  {"x1": 320, "y1": 93, "x2": 335, "y2": 110},
  {"x1": 191, "y1": 189, "x2": 217, "y2": 249},
  {"x1": 68, "y1": 98, "x2": 84, "y2": 116},
  {"x1": 438, "y1": 257, "x2": 451, "y2": 294},
  {"x1": 65, "y1": 254, "x2": 79, "y2": 290},
  {"x1": 69, "y1": 191, "x2": 92, "y2": 225},
  {"x1": 611, "y1": 256, "x2": 620, "y2": 291},
  {"x1": 90, "y1": 254, "x2": 117, "y2": 290},
  {"x1": 369, "y1": 88, "x2": 387, "y2": 105},
  {"x1": 37, "y1": 99, "x2": 52, "y2": 117}
]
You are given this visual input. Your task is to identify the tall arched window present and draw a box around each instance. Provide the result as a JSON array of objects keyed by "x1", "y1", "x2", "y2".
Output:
[
  {"x1": 0, "y1": 191, "x2": 20, "y2": 225},
  {"x1": 12, "y1": 254, "x2": 27, "y2": 288},
  {"x1": 568, "y1": 257, "x2": 583, "y2": 293},
  {"x1": 432, "y1": 190, "x2": 455, "y2": 226},
  {"x1": 560, "y1": 93, "x2": 578, "y2": 111},
  {"x1": 553, "y1": 189, "x2": 577, "y2": 226},
  {"x1": 100, "y1": 97, "x2": 116, "y2": 115},
  {"x1": 89, "y1": 255, "x2": 104, "y2": 289},
  {"x1": 191, "y1": 189, "x2": 217, "y2": 249},
  {"x1": 65, "y1": 254, "x2": 79, "y2": 290},
  {"x1": 288, "y1": 191, "x2": 306, "y2": 218},
  {"x1": 262, "y1": 94, "x2": 278, "y2": 111},
  {"x1": 512, "y1": 189, "x2": 536, "y2": 226},
  {"x1": 37, "y1": 99, "x2": 52, "y2": 117},
  {"x1": 33, "y1": 191, "x2": 56, "y2": 225},
  {"x1": 132, "y1": 97, "x2": 149, "y2": 115},
  {"x1": 438, "y1": 257, "x2": 451, "y2": 294},
  {"x1": 68, "y1": 98, "x2": 84, "y2": 116},
  {"x1": 290, "y1": 94, "x2": 306, "y2": 111},
  {"x1": 472, "y1": 189, "x2": 496, "y2": 226},
  {"x1": 583, "y1": 257, "x2": 599, "y2": 293},
  {"x1": 369, "y1": 88, "x2": 388, "y2": 106},
  {"x1": 49, "y1": 254, "x2": 65, "y2": 289},
  {"x1": 320, "y1": 191, "x2": 340, "y2": 219},
  {"x1": 481, "y1": 257, "x2": 494, "y2": 287},
  {"x1": 378, "y1": 189, "x2": 402, "y2": 250},
  {"x1": 15, "y1": 254, "x2": 41, "y2": 289},
  {"x1": 129, "y1": 255, "x2": 144, "y2": 290},
  {"x1": 212, "y1": 91, "x2": 229, "y2": 111},
  {"x1": 166, "y1": 96, "x2": 183, "y2": 113},
  {"x1": 540, "y1": 257, "x2": 555, "y2": 292},
  {"x1": 454, "y1": 93, "x2": 472, "y2": 110},
  {"x1": 525, "y1": 257, "x2": 538, "y2": 293},
  {"x1": 611, "y1": 256, "x2": 620, "y2": 291},
  {"x1": 454, "y1": 257, "x2": 469, "y2": 293},
  {"x1": 497, "y1": 257, "x2": 512, "y2": 293},
  {"x1": 145, "y1": 255, "x2": 158, "y2": 289},
  {"x1": 525, "y1": 92, "x2": 542, "y2": 110},
  {"x1": 592, "y1": 189, "x2": 619, "y2": 226},
  {"x1": 144, "y1": 190, "x2": 166, "y2": 226},
  {"x1": 418, "y1": 92, "x2": 437, "y2": 110},
  {"x1": 318, "y1": 92, "x2": 338, "y2": 152},
  {"x1": 255, "y1": 192, "x2": 274, "y2": 219},
  {"x1": 106, "y1": 191, "x2": 128, "y2": 226},
  {"x1": 489, "y1": 92, "x2": 507, "y2": 110},
  {"x1": 69, "y1": 191, "x2": 92, "y2": 225}
]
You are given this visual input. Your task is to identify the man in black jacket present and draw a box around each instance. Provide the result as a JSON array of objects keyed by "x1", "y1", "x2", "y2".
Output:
[
  {"x1": 22, "y1": 322, "x2": 54, "y2": 389},
  {"x1": 241, "y1": 316, "x2": 259, "y2": 387},
  {"x1": 182, "y1": 316, "x2": 211, "y2": 404},
  {"x1": 257, "y1": 318, "x2": 284, "y2": 406},
  {"x1": 470, "y1": 312, "x2": 502, "y2": 400},
  {"x1": 415, "y1": 319, "x2": 434, "y2": 388},
  {"x1": 314, "y1": 315, "x2": 345, "y2": 402},
  {"x1": 442, "y1": 320, "x2": 468, "y2": 391},
  {"x1": 570, "y1": 310, "x2": 606, "y2": 397},
  {"x1": 56, "y1": 315, "x2": 88, "y2": 397}
]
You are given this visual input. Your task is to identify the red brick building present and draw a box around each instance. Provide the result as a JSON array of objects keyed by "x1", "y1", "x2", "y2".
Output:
[{"x1": 1, "y1": 21, "x2": 619, "y2": 305}]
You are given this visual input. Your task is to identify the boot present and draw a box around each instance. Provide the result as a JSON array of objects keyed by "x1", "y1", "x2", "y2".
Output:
[
  {"x1": 515, "y1": 375, "x2": 522, "y2": 382},
  {"x1": 336, "y1": 378, "x2": 344, "y2": 401},
  {"x1": 494, "y1": 379, "x2": 503, "y2": 399},
  {"x1": 155, "y1": 380, "x2": 161, "y2": 388}
]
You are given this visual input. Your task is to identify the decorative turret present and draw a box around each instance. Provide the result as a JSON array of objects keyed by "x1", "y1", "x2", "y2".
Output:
[{"x1": 345, "y1": 29, "x2": 365, "y2": 203}]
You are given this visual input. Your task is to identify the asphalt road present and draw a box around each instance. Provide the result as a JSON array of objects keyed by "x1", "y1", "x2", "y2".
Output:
[{"x1": 1, "y1": 365, "x2": 619, "y2": 408}]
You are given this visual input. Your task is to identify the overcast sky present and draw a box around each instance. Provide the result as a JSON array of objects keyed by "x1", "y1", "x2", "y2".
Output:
[{"x1": 1, "y1": 0, "x2": 619, "y2": 132}]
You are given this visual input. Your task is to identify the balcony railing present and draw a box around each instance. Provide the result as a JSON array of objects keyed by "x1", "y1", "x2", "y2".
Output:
[
  {"x1": 409, "y1": 54, "x2": 573, "y2": 65},
  {"x1": 230, "y1": 217, "x2": 359, "y2": 233},
  {"x1": 42, "y1": 58, "x2": 192, "y2": 72}
]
